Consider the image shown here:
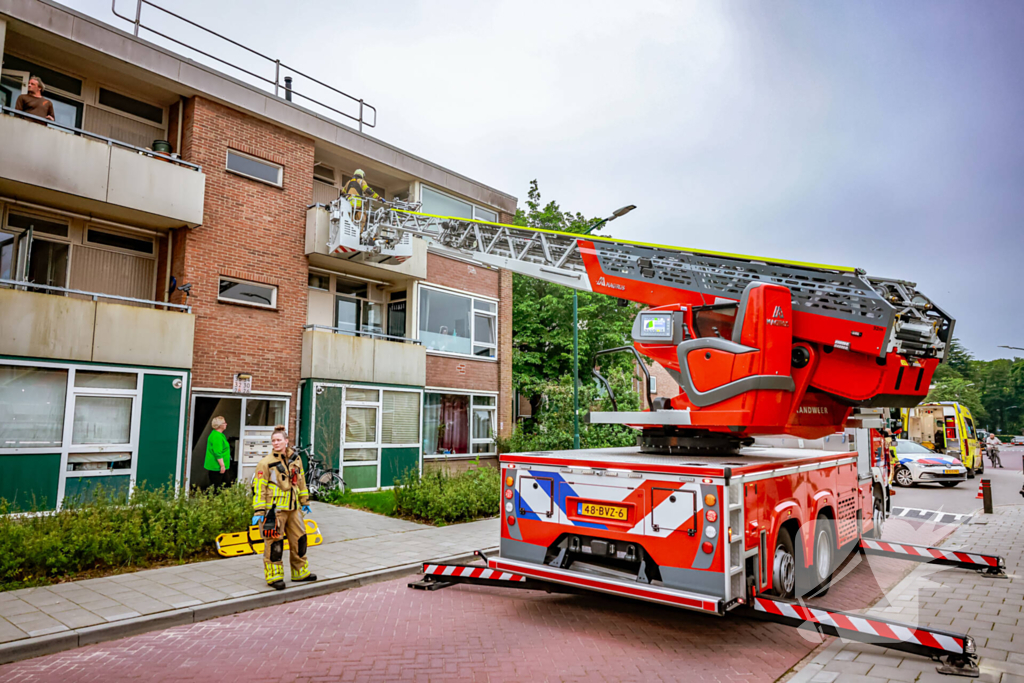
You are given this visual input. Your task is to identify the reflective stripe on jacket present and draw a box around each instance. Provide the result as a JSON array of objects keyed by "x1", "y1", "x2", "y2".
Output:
[{"x1": 253, "y1": 449, "x2": 309, "y2": 512}]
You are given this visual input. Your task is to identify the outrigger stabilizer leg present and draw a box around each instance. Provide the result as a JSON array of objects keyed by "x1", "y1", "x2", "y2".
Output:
[
  {"x1": 747, "y1": 596, "x2": 980, "y2": 678},
  {"x1": 859, "y1": 539, "x2": 1007, "y2": 578},
  {"x1": 409, "y1": 550, "x2": 554, "y2": 592}
]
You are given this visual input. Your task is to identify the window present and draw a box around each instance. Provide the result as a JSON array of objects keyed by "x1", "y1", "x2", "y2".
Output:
[
  {"x1": 0, "y1": 230, "x2": 14, "y2": 280},
  {"x1": 313, "y1": 164, "x2": 335, "y2": 184},
  {"x1": 98, "y1": 88, "x2": 163, "y2": 124},
  {"x1": 419, "y1": 287, "x2": 497, "y2": 358},
  {"x1": 74, "y1": 371, "x2": 137, "y2": 390},
  {"x1": 387, "y1": 293, "x2": 407, "y2": 339},
  {"x1": 226, "y1": 149, "x2": 283, "y2": 187},
  {"x1": 335, "y1": 277, "x2": 383, "y2": 336},
  {"x1": 382, "y1": 391, "x2": 420, "y2": 445},
  {"x1": 218, "y1": 276, "x2": 277, "y2": 308},
  {"x1": 308, "y1": 273, "x2": 329, "y2": 290},
  {"x1": 423, "y1": 392, "x2": 496, "y2": 457},
  {"x1": 85, "y1": 228, "x2": 154, "y2": 255},
  {"x1": 0, "y1": 366, "x2": 68, "y2": 448},
  {"x1": 421, "y1": 186, "x2": 498, "y2": 223},
  {"x1": 7, "y1": 213, "x2": 69, "y2": 238},
  {"x1": 72, "y1": 396, "x2": 132, "y2": 445}
]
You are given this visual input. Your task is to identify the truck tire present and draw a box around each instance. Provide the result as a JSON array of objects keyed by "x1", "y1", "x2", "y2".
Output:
[
  {"x1": 798, "y1": 515, "x2": 835, "y2": 598},
  {"x1": 771, "y1": 527, "x2": 797, "y2": 599},
  {"x1": 865, "y1": 491, "x2": 885, "y2": 539}
]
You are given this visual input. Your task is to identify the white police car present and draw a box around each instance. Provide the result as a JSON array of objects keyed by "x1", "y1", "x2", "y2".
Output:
[{"x1": 894, "y1": 440, "x2": 968, "y2": 488}]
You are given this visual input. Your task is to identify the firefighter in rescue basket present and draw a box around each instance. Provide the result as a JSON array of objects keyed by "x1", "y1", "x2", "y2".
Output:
[{"x1": 251, "y1": 425, "x2": 316, "y2": 590}]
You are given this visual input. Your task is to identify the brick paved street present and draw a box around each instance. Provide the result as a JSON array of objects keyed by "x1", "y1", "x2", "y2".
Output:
[{"x1": 0, "y1": 514, "x2": 959, "y2": 682}]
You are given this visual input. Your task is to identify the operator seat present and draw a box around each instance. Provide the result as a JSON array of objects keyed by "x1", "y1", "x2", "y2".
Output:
[{"x1": 676, "y1": 282, "x2": 796, "y2": 407}]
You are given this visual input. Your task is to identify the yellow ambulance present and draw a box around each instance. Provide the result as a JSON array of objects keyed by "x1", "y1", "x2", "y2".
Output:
[{"x1": 900, "y1": 402, "x2": 983, "y2": 476}]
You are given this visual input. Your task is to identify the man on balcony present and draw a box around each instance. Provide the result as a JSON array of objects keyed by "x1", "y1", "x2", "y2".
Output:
[{"x1": 14, "y1": 76, "x2": 55, "y2": 122}]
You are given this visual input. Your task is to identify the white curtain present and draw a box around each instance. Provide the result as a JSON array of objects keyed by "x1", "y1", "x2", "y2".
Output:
[{"x1": 0, "y1": 366, "x2": 67, "y2": 448}]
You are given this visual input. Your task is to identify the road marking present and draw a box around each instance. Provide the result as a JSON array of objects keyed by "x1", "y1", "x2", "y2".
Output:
[{"x1": 890, "y1": 507, "x2": 972, "y2": 525}]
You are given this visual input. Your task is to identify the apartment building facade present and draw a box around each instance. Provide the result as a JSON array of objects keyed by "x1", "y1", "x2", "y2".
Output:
[{"x1": 0, "y1": 0, "x2": 515, "y2": 509}]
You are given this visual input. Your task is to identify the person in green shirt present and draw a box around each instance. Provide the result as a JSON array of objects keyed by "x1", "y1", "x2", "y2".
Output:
[{"x1": 204, "y1": 416, "x2": 231, "y2": 489}]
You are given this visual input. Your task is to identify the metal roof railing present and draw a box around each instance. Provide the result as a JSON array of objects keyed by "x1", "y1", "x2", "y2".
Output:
[
  {"x1": 0, "y1": 277, "x2": 192, "y2": 313},
  {"x1": 1, "y1": 106, "x2": 203, "y2": 171},
  {"x1": 111, "y1": 0, "x2": 378, "y2": 132}
]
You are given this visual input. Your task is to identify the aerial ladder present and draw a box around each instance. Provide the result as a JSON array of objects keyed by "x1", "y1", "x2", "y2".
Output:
[{"x1": 321, "y1": 195, "x2": 955, "y2": 453}]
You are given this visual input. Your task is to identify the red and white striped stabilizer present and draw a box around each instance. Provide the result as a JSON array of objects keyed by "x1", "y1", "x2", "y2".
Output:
[
  {"x1": 859, "y1": 539, "x2": 1005, "y2": 573},
  {"x1": 422, "y1": 563, "x2": 527, "y2": 582},
  {"x1": 750, "y1": 596, "x2": 975, "y2": 661}
]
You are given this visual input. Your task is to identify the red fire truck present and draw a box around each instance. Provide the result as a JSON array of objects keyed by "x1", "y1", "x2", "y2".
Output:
[{"x1": 341, "y1": 205, "x2": 1002, "y2": 677}]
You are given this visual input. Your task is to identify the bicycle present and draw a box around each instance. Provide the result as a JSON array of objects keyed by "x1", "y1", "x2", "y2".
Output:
[{"x1": 294, "y1": 444, "x2": 345, "y2": 500}]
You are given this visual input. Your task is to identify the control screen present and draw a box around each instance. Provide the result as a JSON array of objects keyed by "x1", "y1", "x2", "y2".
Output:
[{"x1": 639, "y1": 312, "x2": 673, "y2": 339}]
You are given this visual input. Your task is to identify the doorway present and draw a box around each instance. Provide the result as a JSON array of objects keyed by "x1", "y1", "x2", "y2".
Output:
[
  {"x1": 189, "y1": 396, "x2": 241, "y2": 490},
  {"x1": 187, "y1": 393, "x2": 289, "y2": 490}
]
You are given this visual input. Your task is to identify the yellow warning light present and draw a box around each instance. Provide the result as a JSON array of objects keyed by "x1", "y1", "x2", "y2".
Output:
[
  {"x1": 705, "y1": 494, "x2": 716, "y2": 507},
  {"x1": 505, "y1": 476, "x2": 514, "y2": 487}
]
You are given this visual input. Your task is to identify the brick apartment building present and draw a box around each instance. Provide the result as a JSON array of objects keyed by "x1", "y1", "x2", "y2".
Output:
[{"x1": 0, "y1": 0, "x2": 516, "y2": 508}]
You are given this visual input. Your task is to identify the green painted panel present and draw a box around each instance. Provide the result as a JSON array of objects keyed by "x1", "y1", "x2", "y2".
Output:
[
  {"x1": 314, "y1": 385, "x2": 344, "y2": 471},
  {"x1": 298, "y1": 381, "x2": 314, "y2": 471},
  {"x1": 0, "y1": 453, "x2": 60, "y2": 512},
  {"x1": 343, "y1": 465, "x2": 377, "y2": 490},
  {"x1": 136, "y1": 374, "x2": 184, "y2": 490},
  {"x1": 63, "y1": 476, "x2": 131, "y2": 504},
  {"x1": 381, "y1": 447, "x2": 419, "y2": 488}
]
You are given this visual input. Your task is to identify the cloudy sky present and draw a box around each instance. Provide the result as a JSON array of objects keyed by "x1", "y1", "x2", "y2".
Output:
[{"x1": 69, "y1": 0, "x2": 1024, "y2": 359}]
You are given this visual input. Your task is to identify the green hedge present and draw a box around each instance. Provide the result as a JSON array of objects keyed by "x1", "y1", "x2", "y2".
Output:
[
  {"x1": 394, "y1": 464, "x2": 500, "y2": 525},
  {"x1": 0, "y1": 483, "x2": 251, "y2": 589}
]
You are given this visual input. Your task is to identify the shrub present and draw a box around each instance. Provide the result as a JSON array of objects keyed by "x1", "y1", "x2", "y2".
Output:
[
  {"x1": 0, "y1": 483, "x2": 251, "y2": 588},
  {"x1": 394, "y1": 463, "x2": 500, "y2": 525}
]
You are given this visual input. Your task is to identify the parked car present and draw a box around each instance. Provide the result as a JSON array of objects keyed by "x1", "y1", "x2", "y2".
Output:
[
  {"x1": 1012, "y1": 436, "x2": 1024, "y2": 446},
  {"x1": 893, "y1": 439, "x2": 968, "y2": 488}
]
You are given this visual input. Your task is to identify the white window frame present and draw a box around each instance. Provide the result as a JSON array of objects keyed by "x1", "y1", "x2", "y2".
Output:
[
  {"x1": 225, "y1": 149, "x2": 283, "y2": 188},
  {"x1": 307, "y1": 382, "x2": 423, "y2": 491},
  {"x1": 423, "y1": 388, "x2": 498, "y2": 460},
  {"x1": 417, "y1": 284, "x2": 498, "y2": 361},
  {"x1": 0, "y1": 359, "x2": 189, "y2": 509},
  {"x1": 3, "y1": 208, "x2": 73, "y2": 286},
  {"x1": 218, "y1": 275, "x2": 278, "y2": 309},
  {"x1": 419, "y1": 184, "x2": 498, "y2": 223},
  {"x1": 84, "y1": 225, "x2": 156, "y2": 258}
]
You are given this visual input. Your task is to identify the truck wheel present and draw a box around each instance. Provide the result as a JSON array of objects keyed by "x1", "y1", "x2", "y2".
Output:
[
  {"x1": 895, "y1": 467, "x2": 913, "y2": 487},
  {"x1": 866, "y1": 492, "x2": 885, "y2": 539},
  {"x1": 798, "y1": 515, "x2": 835, "y2": 598},
  {"x1": 771, "y1": 527, "x2": 797, "y2": 599}
]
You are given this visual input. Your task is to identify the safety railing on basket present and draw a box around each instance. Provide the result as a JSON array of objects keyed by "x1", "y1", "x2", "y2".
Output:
[{"x1": 111, "y1": 0, "x2": 377, "y2": 131}]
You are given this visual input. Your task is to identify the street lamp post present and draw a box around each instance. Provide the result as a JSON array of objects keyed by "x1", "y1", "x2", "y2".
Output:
[{"x1": 573, "y1": 205, "x2": 637, "y2": 449}]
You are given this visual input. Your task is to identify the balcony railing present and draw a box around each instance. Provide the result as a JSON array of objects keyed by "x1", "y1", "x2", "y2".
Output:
[
  {"x1": 0, "y1": 278, "x2": 192, "y2": 313},
  {"x1": 302, "y1": 324, "x2": 420, "y2": 345},
  {"x1": 0, "y1": 106, "x2": 202, "y2": 172}
]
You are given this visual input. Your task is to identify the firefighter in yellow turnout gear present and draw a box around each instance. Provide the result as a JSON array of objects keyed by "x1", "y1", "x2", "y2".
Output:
[
  {"x1": 344, "y1": 169, "x2": 382, "y2": 228},
  {"x1": 252, "y1": 426, "x2": 316, "y2": 590}
]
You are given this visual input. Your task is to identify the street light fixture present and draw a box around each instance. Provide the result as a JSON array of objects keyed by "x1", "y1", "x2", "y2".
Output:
[
  {"x1": 999, "y1": 345, "x2": 1024, "y2": 352},
  {"x1": 573, "y1": 205, "x2": 638, "y2": 449}
]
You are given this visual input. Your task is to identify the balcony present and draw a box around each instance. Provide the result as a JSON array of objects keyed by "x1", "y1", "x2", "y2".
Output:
[
  {"x1": 0, "y1": 108, "x2": 205, "y2": 229},
  {"x1": 0, "y1": 280, "x2": 195, "y2": 369},
  {"x1": 305, "y1": 204, "x2": 426, "y2": 280},
  {"x1": 301, "y1": 326, "x2": 425, "y2": 385}
]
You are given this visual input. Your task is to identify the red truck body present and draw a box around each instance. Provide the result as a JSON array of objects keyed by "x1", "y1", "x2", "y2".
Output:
[{"x1": 496, "y1": 433, "x2": 888, "y2": 614}]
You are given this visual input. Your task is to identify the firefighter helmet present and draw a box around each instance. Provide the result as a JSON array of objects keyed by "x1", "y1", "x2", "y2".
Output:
[{"x1": 354, "y1": 169, "x2": 365, "y2": 178}]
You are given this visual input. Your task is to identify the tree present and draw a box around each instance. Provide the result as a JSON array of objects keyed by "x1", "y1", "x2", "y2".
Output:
[{"x1": 504, "y1": 181, "x2": 642, "y2": 451}]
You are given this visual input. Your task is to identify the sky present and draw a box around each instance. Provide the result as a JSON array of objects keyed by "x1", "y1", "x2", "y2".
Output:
[{"x1": 65, "y1": 0, "x2": 1024, "y2": 360}]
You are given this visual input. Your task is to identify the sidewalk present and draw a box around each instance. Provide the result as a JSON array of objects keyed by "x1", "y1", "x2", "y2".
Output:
[
  {"x1": 0, "y1": 502, "x2": 498, "y2": 663},
  {"x1": 789, "y1": 505, "x2": 1024, "y2": 683}
]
